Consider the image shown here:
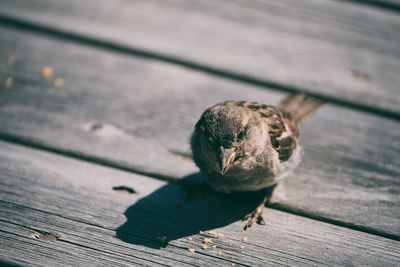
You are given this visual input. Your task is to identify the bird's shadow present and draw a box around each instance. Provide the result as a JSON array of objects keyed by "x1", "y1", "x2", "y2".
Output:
[{"x1": 115, "y1": 173, "x2": 264, "y2": 248}]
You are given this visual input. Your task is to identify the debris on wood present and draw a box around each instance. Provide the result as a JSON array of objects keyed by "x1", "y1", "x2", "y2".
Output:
[
  {"x1": 42, "y1": 66, "x2": 54, "y2": 79},
  {"x1": 39, "y1": 234, "x2": 58, "y2": 241},
  {"x1": 30, "y1": 231, "x2": 60, "y2": 241},
  {"x1": 208, "y1": 230, "x2": 217, "y2": 236},
  {"x1": 155, "y1": 236, "x2": 167, "y2": 244},
  {"x1": 112, "y1": 186, "x2": 136, "y2": 194},
  {"x1": 7, "y1": 56, "x2": 15, "y2": 67},
  {"x1": 350, "y1": 70, "x2": 369, "y2": 81},
  {"x1": 5, "y1": 76, "x2": 13, "y2": 87},
  {"x1": 188, "y1": 248, "x2": 195, "y2": 253},
  {"x1": 54, "y1": 78, "x2": 64, "y2": 88},
  {"x1": 203, "y1": 238, "x2": 212, "y2": 244}
]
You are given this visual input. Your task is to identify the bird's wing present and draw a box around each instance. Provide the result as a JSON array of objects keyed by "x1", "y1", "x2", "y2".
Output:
[{"x1": 225, "y1": 100, "x2": 299, "y2": 161}]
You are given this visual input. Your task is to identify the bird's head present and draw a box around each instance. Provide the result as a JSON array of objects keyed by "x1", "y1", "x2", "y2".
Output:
[{"x1": 195, "y1": 103, "x2": 268, "y2": 175}]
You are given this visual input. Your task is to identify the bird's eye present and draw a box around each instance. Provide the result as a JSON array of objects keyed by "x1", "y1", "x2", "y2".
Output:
[{"x1": 237, "y1": 127, "x2": 247, "y2": 140}]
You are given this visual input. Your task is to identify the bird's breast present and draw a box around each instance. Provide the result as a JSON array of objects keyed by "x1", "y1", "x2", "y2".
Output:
[{"x1": 204, "y1": 149, "x2": 281, "y2": 193}]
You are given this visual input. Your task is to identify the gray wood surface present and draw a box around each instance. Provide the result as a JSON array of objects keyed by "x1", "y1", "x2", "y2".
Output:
[
  {"x1": 1, "y1": 141, "x2": 399, "y2": 266},
  {"x1": 0, "y1": 0, "x2": 400, "y2": 115},
  {"x1": 0, "y1": 26, "x2": 399, "y2": 239}
]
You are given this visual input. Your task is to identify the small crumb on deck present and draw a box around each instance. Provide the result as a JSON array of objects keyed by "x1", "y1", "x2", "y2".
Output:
[
  {"x1": 188, "y1": 248, "x2": 195, "y2": 253},
  {"x1": 155, "y1": 236, "x2": 167, "y2": 244},
  {"x1": 208, "y1": 230, "x2": 217, "y2": 236},
  {"x1": 350, "y1": 70, "x2": 369, "y2": 81},
  {"x1": 241, "y1": 236, "x2": 247, "y2": 242},
  {"x1": 7, "y1": 56, "x2": 15, "y2": 67},
  {"x1": 203, "y1": 238, "x2": 212, "y2": 244},
  {"x1": 54, "y1": 78, "x2": 64, "y2": 88},
  {"x1": 42, "y1": 66, "x2": 54, "y2": 79},
  {"x1": 5, "y1": 76, "x2": 13, "y2": 87}
]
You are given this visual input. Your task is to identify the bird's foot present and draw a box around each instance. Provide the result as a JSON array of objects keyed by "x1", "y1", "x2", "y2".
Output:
[
  {"x1": 243, "y1": 203, "x2": 265, "y2": 230},
  {"x1": 242, "y1": 184, "x2": 277, "y2": 230}
]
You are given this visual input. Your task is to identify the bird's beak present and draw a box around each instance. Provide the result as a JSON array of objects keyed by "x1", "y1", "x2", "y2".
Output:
[{"x1": 220, "y1": 146, "x2": 237, "y2": 175}]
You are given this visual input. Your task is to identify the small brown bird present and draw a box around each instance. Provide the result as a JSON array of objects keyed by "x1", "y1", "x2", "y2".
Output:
[{"x1": 191, "y1": 94, "x2": 323, "y2": 229}]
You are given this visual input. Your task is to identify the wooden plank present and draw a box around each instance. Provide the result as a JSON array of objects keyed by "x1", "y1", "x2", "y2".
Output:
[
  {"x1": 0, "y1": 26, "x2": 399, "y2": 238},
  {"x1": 1, "y1": 141, "x2": 400, "y2": 266},
  {"x1": 1, "y1": 0, "x2": 400, "y2": 115}
]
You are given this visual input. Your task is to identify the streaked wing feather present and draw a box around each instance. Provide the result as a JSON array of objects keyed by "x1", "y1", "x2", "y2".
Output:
[{"x1": 225, "y1": 100, "x2": 298, "y2": 161}]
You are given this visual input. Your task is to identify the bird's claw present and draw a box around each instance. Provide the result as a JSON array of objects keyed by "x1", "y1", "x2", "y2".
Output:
[{"x1": 243, "y1": 206, "x2": 265, "y2": 230}]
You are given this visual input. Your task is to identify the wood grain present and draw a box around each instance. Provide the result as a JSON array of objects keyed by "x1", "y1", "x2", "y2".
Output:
[
  {"x1": 0, "y1": 0, "x2": 400, "y2": 114},
  {"x1": 1, "y1": 141, "x2": 399, "y2": 266},
  {"x1": 0, "y1": 26, "x2": 399, "y2": 238}
]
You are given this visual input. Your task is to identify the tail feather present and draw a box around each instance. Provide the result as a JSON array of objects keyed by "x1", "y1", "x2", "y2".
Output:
[{"x1": 278, "y1": 93, "x2": 324, "y2": 122}]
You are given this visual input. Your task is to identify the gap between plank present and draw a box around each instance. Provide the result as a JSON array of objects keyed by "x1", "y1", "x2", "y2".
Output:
[
  {"x1": 0, "y1": 220, "x2": 176, "y2": 267},
  {"x1": 0, "y1": 14, "x2": 399, "y2": 122},
  {"x1": 0, "y1": 206, "x2": 251, "y2": 266},
  {"x1": 0, "y1": 131, "x2": 399, "y2": 242},
  {"x1": 338, "y1": 0, "x2": 400, "y2": 13},
  {"x1": 270, "y1": 203, "x2": 400, "y2": 242},
  {"x1": 0, "y1": 132, "x2": 179, "y2": 184}
]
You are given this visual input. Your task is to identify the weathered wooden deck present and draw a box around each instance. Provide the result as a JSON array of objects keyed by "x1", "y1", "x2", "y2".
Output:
[{"x1": 0, "y1": 0, "x2": 400, "y2": 266}]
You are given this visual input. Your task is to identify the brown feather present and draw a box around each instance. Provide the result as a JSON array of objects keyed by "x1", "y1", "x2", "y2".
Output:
[
  {"x1": 278, "y1": 93, "x2": 324, "y2": 122},
  {"x1": 222, "y1": 100, "x2": 299, "y2": 162}
]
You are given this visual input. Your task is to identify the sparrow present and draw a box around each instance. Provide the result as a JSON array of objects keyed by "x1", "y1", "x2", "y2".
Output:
[{"x1": 191, "y1": 93, "x2": 323, "y2": 229}]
